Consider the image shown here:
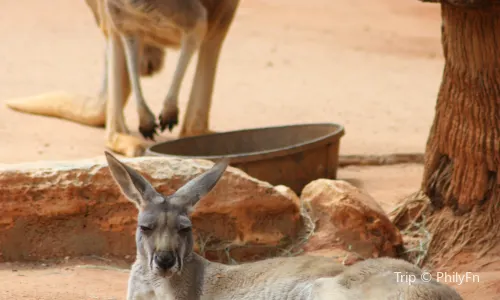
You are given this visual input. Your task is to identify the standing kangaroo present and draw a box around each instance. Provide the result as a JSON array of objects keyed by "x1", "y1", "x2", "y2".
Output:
[
  {"x1": 7, "y1": 0, "x2": 240, "y2": 157},
  {"x1": 97, "y1": 0, "x2": 241, "y2": 157},
  {"x1": 105, "y1": 152, "x2": 463, "y2": 300}
]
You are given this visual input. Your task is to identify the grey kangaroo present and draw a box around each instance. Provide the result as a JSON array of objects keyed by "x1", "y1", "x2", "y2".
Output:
[{"x1": 104, "y1": 152, "x2": 463, "y2": 300}]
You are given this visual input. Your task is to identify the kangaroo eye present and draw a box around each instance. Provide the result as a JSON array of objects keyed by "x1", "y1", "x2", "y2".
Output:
[{"x1": 139, "y1": 225, "x2": 152, "y2": 233}]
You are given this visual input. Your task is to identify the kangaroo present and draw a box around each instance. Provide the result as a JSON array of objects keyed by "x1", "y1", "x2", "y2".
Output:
[
  {"x1": 100, "y1": 0, "x2": 241, "y2": 157},
  {"x1": 7, "y1": 0, "x2": 240, "y2": 158},
  {"x1": 104, "y1": 152, "x2": 463, "y2": 300}
]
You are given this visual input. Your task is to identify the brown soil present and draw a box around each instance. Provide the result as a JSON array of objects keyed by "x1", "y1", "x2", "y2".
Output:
[
  {"x1": 0, "y1": 0, "x2": 443, "y2": 163},
  {"x1": 0, "y1": 0, "x2": 498, "y2": 299}
]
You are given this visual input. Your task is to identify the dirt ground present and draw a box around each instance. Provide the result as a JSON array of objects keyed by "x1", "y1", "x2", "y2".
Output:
[
  {"x1": 0, "y1": 0, "x2": 444, "y2": 163},
  {"x1": 1, "y1": 0, "x2": 498, "y2": 299}
]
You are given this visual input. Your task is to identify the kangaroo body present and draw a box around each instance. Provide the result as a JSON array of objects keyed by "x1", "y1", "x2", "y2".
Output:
[{"x1": 104, "y1": 153, "x2": 463, "y2": 300}]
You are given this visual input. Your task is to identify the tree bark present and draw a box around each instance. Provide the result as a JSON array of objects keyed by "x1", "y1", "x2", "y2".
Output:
[
  {"x1": 410, "y1": 2, "x2": 500, "y2": 267},
  {"x1": 423, "y1": 3, "x2": 500, "y2": 213}
]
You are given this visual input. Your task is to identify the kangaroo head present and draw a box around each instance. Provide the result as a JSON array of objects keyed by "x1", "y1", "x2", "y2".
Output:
[{"x1": 104, "y1": 151, "x2": 228, "y2": 278}]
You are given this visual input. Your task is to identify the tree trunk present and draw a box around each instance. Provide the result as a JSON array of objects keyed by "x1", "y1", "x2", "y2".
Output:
[{"x1": 419, "y1": 2, "x2": 500, "y2": 266}]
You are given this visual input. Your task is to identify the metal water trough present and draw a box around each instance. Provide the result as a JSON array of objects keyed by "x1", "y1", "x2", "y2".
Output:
[{"x1": 145, "y1": 123, "x2": 345, "y2": 194}]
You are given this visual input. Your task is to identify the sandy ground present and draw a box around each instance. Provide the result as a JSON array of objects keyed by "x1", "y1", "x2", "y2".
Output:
[
  {"x1": 2, "y1": 0, "x2": 498, "y2": 299},
  {"x1": 0, "y1": 0, "x2": 444, "y2": 163}
]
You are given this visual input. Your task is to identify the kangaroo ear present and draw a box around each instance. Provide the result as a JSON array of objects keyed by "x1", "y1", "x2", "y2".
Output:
[
  {"x1": 170, "y1": 158, "x2": 229, "y2": 210},
  {"x1": 104, "y1": 151, "x2": 156, "y2": 208}
]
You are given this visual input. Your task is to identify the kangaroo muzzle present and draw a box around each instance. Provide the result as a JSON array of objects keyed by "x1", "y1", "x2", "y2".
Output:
[{"x1": 154, "y1": 251, "x2": 176, "y2": 271}]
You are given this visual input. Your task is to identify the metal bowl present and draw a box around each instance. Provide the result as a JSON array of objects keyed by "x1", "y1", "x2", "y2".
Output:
[{"x1": 145, "y1": 123, "x2": 345, "y2": 194}]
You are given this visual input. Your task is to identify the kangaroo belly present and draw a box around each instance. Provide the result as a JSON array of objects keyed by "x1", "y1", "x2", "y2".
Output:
[
  {"x1": 311, "y1": 277, "x2": 360, "y2": 300},
  {"x1": 205, "y1": 278, "x2": 320, "y2": 300},
  {"x1": 106, "y1": 0, "x2": 183, "y2": 49}
]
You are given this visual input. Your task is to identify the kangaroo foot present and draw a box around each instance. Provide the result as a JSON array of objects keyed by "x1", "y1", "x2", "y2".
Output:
[
  {"x1": 106, "y1": 133, "x2": 145, "y2": 157},
  {"x1": 139, "y1": 111, "x2": 159, "y2": 140},
  {"x1": 5, "y1": 91, "x2": 106, "y2": 127},
  {"x1": 159, "y1": 106, "x2": 179, "y2": 132},
  {"x1": 139, "y1": 121, "x2": 159, "y2": 140}
]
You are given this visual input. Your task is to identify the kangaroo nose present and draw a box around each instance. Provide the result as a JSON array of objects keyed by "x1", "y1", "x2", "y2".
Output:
[{"x1": 154, "y1": 251, "x2": 176, "y2": 270}]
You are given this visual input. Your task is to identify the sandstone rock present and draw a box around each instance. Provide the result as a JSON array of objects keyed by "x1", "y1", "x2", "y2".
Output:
[
  {"x1": 0, "y1": 157, "x2": 303, "y2": 263},
  {"x1": 301, "y1": 179, "x2": 403, "y2": 259},
  {"x1": 274, "y1": 185, "x2": 300, "y2": 203}
]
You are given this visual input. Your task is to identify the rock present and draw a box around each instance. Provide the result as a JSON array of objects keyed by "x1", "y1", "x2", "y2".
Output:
[
  {"x1": 301, "y1": 179, "x2": 403, "y2": 259},
  {"x1": 274, "y1": 185, "x2": 300, "y2": 203},
  {"x1": 0, "y1": 157, "x2": 303, "y2": 263}
]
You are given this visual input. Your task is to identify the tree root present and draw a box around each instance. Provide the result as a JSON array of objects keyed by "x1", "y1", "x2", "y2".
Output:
[
  {"x1": 391, "y1": 189, "x2": 500, "y2": 269},
  {"x1": 391, "y1": 191, "x2": 432, "y2": 230},
  {"x1": 338, "y1": 153, "x2": 424, "y2": 167}
]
